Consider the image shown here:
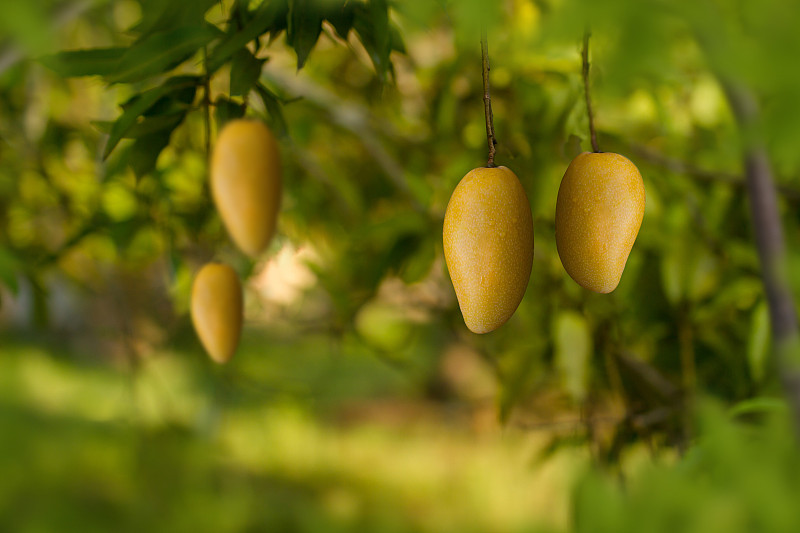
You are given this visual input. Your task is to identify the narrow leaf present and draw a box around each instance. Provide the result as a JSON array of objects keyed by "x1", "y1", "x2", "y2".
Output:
[
  {"x1": 325, "y1": 2, "x2": 356, "y2": 39},
  {"x1": 352, "y1": 0, "x2": 391, "y2": 80},
  {"x1": 39, "y1": 48, "x2": 127, "y2": 77},
  {"x1": 215, "y1": 97, "x2": 246, "y2": 130},
  {"x1": 390, "y1": 23, "x2": 406, "y2": 54},
  {"x1": 133, "y1": 0, "x2": 219, "y2": 37},
  {"x1": 255, "y1": 83, "x2": 288, "y2": 137},
  {"x1": 130, "y1": 129, "x2": 174, "y2": 179},
  {"x1": 93, "y1": 112, "x2": 185, "y2": 139},
  {"x1": 207, "y1": 0, "x2": 288, "y2": 73},
  {"x1": 110, "y1": 25, "x2": 221, "y2": 83},
  {"x1": 230, "y1": 48, "x2": 265, "y2": 97},
  {"x1": 748, "y1": 301, "x2": 770, "y2": 383},
  {"x1": 104, "y1": 76, "x2": 200, "y2": 159},
  {"x1": 288, "y1": 0, "x2": 323, "y2": 70}
]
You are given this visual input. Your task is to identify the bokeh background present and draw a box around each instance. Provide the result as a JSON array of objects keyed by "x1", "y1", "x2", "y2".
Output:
[{"x1": 2, "y1": 0, "x2": 800, "y2": 531}]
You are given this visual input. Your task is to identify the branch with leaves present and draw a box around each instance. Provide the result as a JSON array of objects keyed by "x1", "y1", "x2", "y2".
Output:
[{"x1": 39, "y1": 0, "x2": 406, "y2": 180}]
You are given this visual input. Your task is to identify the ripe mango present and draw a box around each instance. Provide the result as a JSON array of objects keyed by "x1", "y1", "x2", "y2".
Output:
[
  {"x1": 211, "y1": 119, "x2": 282, "y2": 258},
  {"x1": 555, "y1": 152, "x2": 645, "y2": 293},
  {"x1": 191, "y1": 262, "x2": 243, "y2": 363},
  {"x1": 443, "y1": 166, "x2": 534, "y2": 334}
]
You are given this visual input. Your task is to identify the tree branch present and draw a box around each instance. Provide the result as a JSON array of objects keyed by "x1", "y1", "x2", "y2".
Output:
[{"x1": 724, "y1": 82, "x2": 800, "y2": 433}]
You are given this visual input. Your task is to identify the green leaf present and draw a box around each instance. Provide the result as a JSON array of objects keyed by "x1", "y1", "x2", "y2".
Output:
[
  {"x1": 129, "y1": 129, "x2": 175, "y2": 179},
  {"x1": 104, "y1": 76, "x2": 200, "y2": 159},
  {"x1": 747, "y1": 301, "x2": 770, "y2": 383},
  {"x1": 288, "y1": 0, "x2": 323, "y2": 70},
  {"x1": 214, "y1": 97, "x2": 246, "y2": 130},
  {"x1": 93, "y1": 112, "x2": 185, "y2": 139},
  {"x1": 255, "y1": 83, "x2": 288, "y2": 137},
  {"x1": 39, "y1": 48, "x2": 127, "y2": 78},
  {"x1": 389, "y1": 23, "x2": 406, "y2": 54},
  {"x1": 325, "y1": 2, "x2": 356, "y2": 39},
  {"x1": 728, "y1": 397, "x2": 787, "y2": 418},
  {"x1": 230, "y1": 48, "x2": 265, "y2": 97},
  {"x1": 230, "y1": 0, "x2": 255, "y2": 28},
  {"x1": 554, "y1": 310, "x2": 592, "y2": 402},
  {"x1": 133, "y1": 0, "x2": 219, "y2": 37},
  {"x1": 206, "y1": 0, "x2": 288, "y2": 73},
  {"x1": 110, "y1": 25, "x2": 222, "y2": 84},
  {"x1": 352, "y1": 0, "x2": 391, "y2": 81}
]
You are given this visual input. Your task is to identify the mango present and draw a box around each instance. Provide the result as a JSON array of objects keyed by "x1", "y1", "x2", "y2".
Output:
[
  {"x1": 443, "y1": 166, "x2": 534, "y2": 334},
  {"x1": 191, "y1": 262, "x2": 243, "y2": 363},
  {"x1": 211, "y1": 119, "x2": 282, "y2": 258},
  {"x1": 555, "y1": 152, "x2": 645, "y2": 293}
]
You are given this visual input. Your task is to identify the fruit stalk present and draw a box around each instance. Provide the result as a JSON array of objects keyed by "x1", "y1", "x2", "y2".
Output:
[
  {"x1": 480, "y1": 28, "x2": 497, "y2": 168},
  {"x1": 581, "y1": 31, "x2": 600, "y2": 153}
]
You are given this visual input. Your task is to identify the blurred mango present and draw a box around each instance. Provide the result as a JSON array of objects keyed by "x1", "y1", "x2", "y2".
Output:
[
  {"x1": 191, "y1": 263, "x2": 243, "y2": 363},
  {"x1": 211, "y1": 119, "x2": 282, "y2": 258}
]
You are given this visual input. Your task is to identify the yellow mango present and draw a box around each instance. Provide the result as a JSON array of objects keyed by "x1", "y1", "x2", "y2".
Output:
[
  {"x1": 443, "y1": 166, "x2": 534, "y2": 334},
  {"x1": 211, "y1": 119, "x2": 282, "y2": 258},
  {"x1": 555, "y1": 152, "x2": 645, "y2": 293},
  {"x1": 191, "y1": 263, "x2": 243, "y2": 364}
]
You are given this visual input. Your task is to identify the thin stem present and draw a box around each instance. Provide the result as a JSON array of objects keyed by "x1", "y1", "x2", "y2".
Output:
[
  {"x1": 582, "y1": 31, "x2": 600, "y2": 153},
  {"x1": 480, "y1": 28, "x2": 497, "y2": 167}
]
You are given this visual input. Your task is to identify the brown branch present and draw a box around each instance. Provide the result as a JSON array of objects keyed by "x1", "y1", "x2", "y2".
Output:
[
  {"x1": 480, "y1": 29, "x2": 497, "y2": 167},
  {"x1": 582, "y1": 31, "x2": 600, "y2": 153},
  {"x1": 724, "y1": 82, "x2": 800, "y2": 434}
]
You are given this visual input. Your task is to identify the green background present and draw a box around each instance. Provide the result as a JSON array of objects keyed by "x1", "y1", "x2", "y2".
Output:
[{"x1": 1, "y1": 0, "x2": 800, "y2": 530}]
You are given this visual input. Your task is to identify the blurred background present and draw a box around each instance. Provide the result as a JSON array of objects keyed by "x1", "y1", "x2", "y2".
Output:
[{"x1": 2, "y1": 0, "x2": 800, "y2": 531}]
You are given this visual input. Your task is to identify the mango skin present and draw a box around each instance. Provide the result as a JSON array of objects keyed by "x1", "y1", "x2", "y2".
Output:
[
  {"x1": 443, "y1": 166, "x2": 534, "y2": 334},
  {"x1": 555, "y1": 152, "x2": 645, "y2": 294},
  {"x1": 191, "y1": 263, "x2": 243, "y2": 364},
  {"x1": 211, "y1": 119, "x2": 282, "y2": 258}
]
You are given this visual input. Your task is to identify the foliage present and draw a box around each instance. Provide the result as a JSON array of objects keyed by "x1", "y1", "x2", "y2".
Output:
[
  {"x1": 2, "y1": 0, "x2": 800, "y2": 529},
  {"x1": 574, "y1": 402, "x2": 800, "y2": 533}
]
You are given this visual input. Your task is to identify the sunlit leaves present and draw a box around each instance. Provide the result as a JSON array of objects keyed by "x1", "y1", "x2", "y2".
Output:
[{"x1": 104, "y1": 76, "x2": 200, "y2": 159}]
